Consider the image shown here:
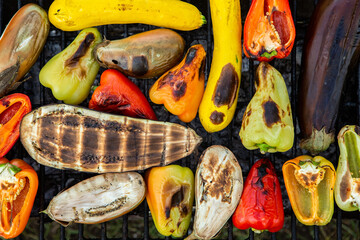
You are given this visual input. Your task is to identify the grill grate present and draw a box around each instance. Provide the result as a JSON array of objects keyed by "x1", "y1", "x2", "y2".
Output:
[{"x1": 1, "y1": 0, "x2": 360, "y2": 239}]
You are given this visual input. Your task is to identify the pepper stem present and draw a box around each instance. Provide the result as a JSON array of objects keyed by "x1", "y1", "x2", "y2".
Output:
[
  {"x1": 0, "y1": 163, "x2": 21, "y2": 176},
  {"x1": 261, "y1": 50, "x2": 277, "y2": 59},
  {"x1": 251, "y1": 228, "x2": 264, "y2": 234},
  {"x1": 201, "y1": 15, "x2": 207, "y2": 25},
  {"x1": 256, "y1": 143, "x2": 274, "y2": 154}
]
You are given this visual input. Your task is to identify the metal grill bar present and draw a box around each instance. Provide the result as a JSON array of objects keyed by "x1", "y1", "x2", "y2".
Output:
[{"x1": 0, "y1": 0, "x2": 359, "y2": 239}]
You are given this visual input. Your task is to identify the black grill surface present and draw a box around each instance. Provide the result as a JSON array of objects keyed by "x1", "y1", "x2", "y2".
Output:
[{"x1": 1, "y1": 0, "x2": 360, "y2": 239}]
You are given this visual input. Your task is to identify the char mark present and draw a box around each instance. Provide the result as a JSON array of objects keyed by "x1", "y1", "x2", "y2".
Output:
[
  {"x1": 212, "y1": 63, "x2": 239, "y2": 108},
  {"x1": 131, "y1": 55, "x2": 148, "y2": 76},
  {"x1": 65, "y1": 33, "x2": 95, "y2": 68},
  {"x1": 262, "y1": 99, "x2": 281, "y2": 127},
  {"x1": 210, "y1": 111, "x2": 225, "y2": 125}
]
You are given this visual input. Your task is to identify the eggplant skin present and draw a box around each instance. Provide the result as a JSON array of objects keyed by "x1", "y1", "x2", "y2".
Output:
[
  {"x1": 94, "y1": 29, "x2": 185, "y2": 79},
  {"x1": 0, "y1": 3, "x2": 49, "y2": 97},
  {"x1": 298, "y1": 0, "x2": 360, "y2": 154}
]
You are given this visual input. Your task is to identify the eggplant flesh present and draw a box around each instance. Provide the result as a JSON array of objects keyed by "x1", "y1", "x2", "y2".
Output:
[
  {"x1": 298, "y1": 0, "x2": 360, "y2": 154},
  {"x1": 0, "y1": 3, "x2": 49, "y2": 97}
]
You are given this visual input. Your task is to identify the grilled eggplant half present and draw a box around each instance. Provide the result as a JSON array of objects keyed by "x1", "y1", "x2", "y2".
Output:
[
  {"x1": 185, "y1": 145, "x2": 243, "y2": 240},
  {"x1": 0, "y1": 3, "x2": 49, "y2": 97},
  {"x1": 20, "y1": 104, "x2": 202, "y2": 173},
  {"x1": 298, "y1": 0, "x2": 360, "y2": 154},
  {"x1": 44, "y1": 172, "x2": 145, "y2": 226}
]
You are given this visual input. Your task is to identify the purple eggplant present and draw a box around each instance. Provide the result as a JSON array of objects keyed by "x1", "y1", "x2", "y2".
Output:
[{"x1": 298, "y1": 0, "x2": 360, "y2": 154}]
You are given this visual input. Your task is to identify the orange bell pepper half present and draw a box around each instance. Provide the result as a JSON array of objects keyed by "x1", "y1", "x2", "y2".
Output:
[
  {"x1": 0, "y1": 158, "x2": 38, "y2": 239},
  {"x1": 283, "y1": 155, "x2": 335, "y2": 226},
  {"x1": 0, "y1": 93, "x2": 31, "y2": 157},
  {"x1": 145, "y1": 165, "x2": 194, "y2": 238},
  {"x1": 149, "y1": 44, "x2": 206, "y2": 122},
  {"x1": 243, "y1": 0, "x2": 296, "y2": 61}
]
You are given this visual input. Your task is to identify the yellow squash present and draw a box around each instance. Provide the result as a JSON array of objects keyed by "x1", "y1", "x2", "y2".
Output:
[
  {"x1": 49, "y1": 0, "x2": 206, "y2": 31},
  {"x1": 198, "y1": 0, "x2": 242, "y2": 133}
]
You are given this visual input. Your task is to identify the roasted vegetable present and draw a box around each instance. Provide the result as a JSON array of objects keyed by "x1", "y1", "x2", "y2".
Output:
[
  {"x1": 243, "y1": 0, "x2": 295, "y2": 61},
  {"x1": 335, "y1": 125, "x2": 360, "y2": 211},
  {"x1": 145, "y1": 165, "x2": 194, "y2": 238},
  {"x1": 40, "y1": 28, "x2": 102, "y2": 105},
  {"x1": 0, "y1": 158, "x2": 38, "y2": 239},
  {"x1": 94, "y1": 29, "x2": 185, "y2": 79},
  {"x1": 0, "y1": 3, "x2": 49, "y2": 97},
  {"x1": 0, "y1": 93, "x2": 31, "y2": 158},
  {"x1": 48, "y1": 0, "x2": 206, "y2": 31},
  {"x1": 44, "y1": 172, "x2": 144, "y2": 225},
  {"x1": 240, "y1": 62, "x2": 294, "y2": 153},
  {"x1": 20, "y1": 104, "x2": 202, "y2": 173},
  {"x1": 283, "y1": 155, "x2": 336, "y2": 225},
  {"x1": 89, "y1": 69, "x2": 157, "y2": 120},
  {"x1": 149, "y1": 44, "x2": 206, "y2": 123},
  {"x1": 185, "y1": 145, "x2": 243, "y2": 240},
  {"x1": 233, "y1": 158, "x2": 284, "y2": 233},
  {"x1": 198, "y1": 0, "x2": 242, "y2": 132},
  {"x1": 298, "y1": 0, "x2": 360, "y2": 154}
]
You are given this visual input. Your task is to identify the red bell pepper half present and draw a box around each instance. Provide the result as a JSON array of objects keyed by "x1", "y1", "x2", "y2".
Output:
[
  {"x1": 89, "y1": 69, "x2": 157, "y2": 120},
  {"x1": 232, "y1": 158, "x2": 284, "y2": 233},
  {"x1": 243, "y1": 0, "x2": 296, "y2": 61},
  {"x1": 0, "y1": 93, "x2": 31, "y2": 158}
]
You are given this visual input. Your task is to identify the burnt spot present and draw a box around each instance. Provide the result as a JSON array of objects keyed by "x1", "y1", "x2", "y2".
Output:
[
  {"x1": 301, "y1": 174, "x2": 310, "y2": 187},
  {"x1": 181, "y1": 204, "x2": 188, "y2": 216},
  {"x1": 171, "y1": 186, "x2": 185, "y2": 208},
  {"x1": 262, "y1": 99, "x2": 281, "y2": 127},
  {"x1": 112, "y1": 59, "x2": 118, "y2": 64},
  {"x1": 83, "y1": 117, "x2": 104, "y2": 129},
  {"x1": 63, "y1": 115, "x2": 80, "y2": 127},
  {"x1": 165, "y1": 207, "x2": 171, "y2": 219},
  {"x1": 310, "y1": 173, "x2": 319, "y2": 182},
  {"x1": 355, "y1": 126, "x2": 360, "y2": 135},
  {"x1": 200, "y1": 162, "x2": 235, "y2": 203},
  {"x1": 104, "y1": 121, "x2": 125, "y2": 132},
  {"x1": 211, "y1": 63, "x2": 239, "y2": 108},
  {"x1": 131, "y1": 55, "x2": 148, "y2": 76},
  {"x1": 258, "y1": 164, "x2": 269, "y2": 178},
  {"x1": 65, "y1": 33, "x2": 95, "y2": 68},
  {"x1": 185, "y1": 47, "x2": 197, "y2": 64},
  {"x1": 102, "y1": 155, "x2": 121, "y2": 164},
  {"x1": 80, "y1": 152, "x2": 100, "y2": 168},
  {"x1": 210, "y1": 111, "x2": 225, "y2": 125},
  {"x1": 340, "y1": 170, "x2": 351, "y2": 201},
  {"x1": 260, "y1": 62, "x2": 269, "y2": 81},
  {"x1": 0, "y1": 99, "x2": 10, "y2": 107},
  {"x1": 157, "y1": 72, "x2": 187, "y2": 101}
]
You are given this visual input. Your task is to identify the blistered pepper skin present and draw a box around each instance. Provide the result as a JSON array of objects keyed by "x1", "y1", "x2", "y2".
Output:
[
  {"x1": 40, "y1": 28, "x2": 102, "y2": 105},
  {"x1": 283, "y1": 155, "x2": 336, "y2": 226},
  {"x1": 149, "y1": 44, "x2": 206, "y2": 123},
  {"x1": 145, "y1": 165, "x2": 194, "y2": 238},
  {"x1": 240, "y1": 62, "x2": 294, "y2": 153},
  {"x1": 335, "y1": 125, "x2": 360, "y2": 211},
  {"x1": 233, "y1": 158, "x2": 284, "y2": 233}
]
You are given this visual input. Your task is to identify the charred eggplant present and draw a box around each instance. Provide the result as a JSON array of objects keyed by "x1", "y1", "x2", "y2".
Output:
[{"x1": 298, "y1": 0, "x2": 360, "y2": 154}]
